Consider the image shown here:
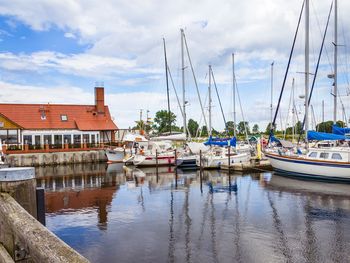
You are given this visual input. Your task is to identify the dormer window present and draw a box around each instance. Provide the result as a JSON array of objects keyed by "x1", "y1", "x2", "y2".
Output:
[{"x1": 61, "y1": 115, "x2": 68, "y2": 121}]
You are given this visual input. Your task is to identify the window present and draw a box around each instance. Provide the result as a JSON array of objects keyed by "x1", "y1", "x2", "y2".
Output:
[
  {"x1": 308, "y1": 152, "x2": 317, "y2": 158},
  {"x1": 64, "y1": 135, "x2": 71, "y2": 144},
  {"x1": 73, "y1": 134, "x2": 81, "y2": 144},
  {"x1": 23, "y1": 135, "x2": 32, "y2": 145},
  {"x1": 320, "y1": 152, "x2": 329, "y2": 159},
  {"x1": 43, "y1": 135, "x2": 52, "y2": 145},
  {"x1": 7, "y1": 130, "x2": 18, "y2": 144},
  {"x1": 34, "y1": 135, "x2": 41, "y2": 145},
  {"x1": 54, "y1": 135, "x2": 62, "y2": 145},
  {"x1": 61, "y1": 115, "x2": 68, "y2": 121},
  {"x1": 331, "y1": 153, "x2": 342, "y2": 160},
  {"x1": 83, "y1": 134, "x2": 89, "y2": 143}
]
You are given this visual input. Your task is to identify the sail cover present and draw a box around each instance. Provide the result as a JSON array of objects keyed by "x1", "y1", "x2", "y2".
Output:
[
  {"x1": 332, "y1": 125, "x2": 350, "y2": 135},
  {"x1": 307, "y1": 130, "x2": 347, "y2": 141},
  {"x1": 204, "y1": 136, "x2": 237, "y2": 147}
]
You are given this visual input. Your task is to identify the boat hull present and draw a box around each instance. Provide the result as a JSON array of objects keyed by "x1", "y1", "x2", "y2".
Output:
[
  {"x1": 265, "y1": 152, "x2": 350, "y2": 181},
  {"x1": 199, "y1": 153, "x2": 250, "y2": 169},
  {"x1": 105, "y1": 148, "x2": 124, "y2": 163},
  {"x1": 133, "y1": 154, "x2": 175, "y2": 166}
]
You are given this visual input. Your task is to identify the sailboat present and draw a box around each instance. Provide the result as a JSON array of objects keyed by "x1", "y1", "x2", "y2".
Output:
[
  {"x1": 197, "y1": 64, "x2": 251, "y2": 169},
  {"x1": 265, "y1": 0, "x2": 350, "y2": 181}
]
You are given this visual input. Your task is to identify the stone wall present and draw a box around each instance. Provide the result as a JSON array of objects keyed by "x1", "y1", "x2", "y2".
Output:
[{"x1": 5, "y1": 150, "x2": 107, "y2": 167}]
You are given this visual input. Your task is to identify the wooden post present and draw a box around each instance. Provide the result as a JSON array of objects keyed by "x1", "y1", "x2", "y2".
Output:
[
  {"x1": 228, "y1": 146, "x2": 231, "y2": 173},
  {"x1": 155, "y1": 150, "x2": 159, "y2": 179},
  {"x1": 174, "y1": 149, "x2": 177, "y2": 167}
]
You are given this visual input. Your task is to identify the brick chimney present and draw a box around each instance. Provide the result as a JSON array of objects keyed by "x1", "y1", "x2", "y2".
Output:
[{"x1": 95, "y1": 86, "x2": 105, "y2": 114}]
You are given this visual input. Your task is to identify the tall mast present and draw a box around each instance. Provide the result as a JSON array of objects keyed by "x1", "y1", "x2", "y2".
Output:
[
  {"x1": 180, "y1": 29, "x2": 187, "y2": 136},
  {"x1": 232, "y1": 53, "x2": 237, "y2": 138},
  {"x1": 333, "y1": 0, "x2": 338, "y2": 124},
  {"x1": 163, "y1": 38, "x2": 171, "y2": 133},
  {"x1": 292, "y1": 78, "x2": 295, "y2": 142},
  {"x1": 305, "y1": 0, "x2": 310, "y2": 144},
  {"x1": 208, "y1": 65, "x2": 212, "y2": 136},
  {"x1": 270, "y1": 61, "x2": 274, "y2": 126}
]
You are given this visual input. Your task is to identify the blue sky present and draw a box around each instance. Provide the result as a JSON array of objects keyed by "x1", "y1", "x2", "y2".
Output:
[{"x1": 0, "y1": 0, "x2": 349, "y2": 131}]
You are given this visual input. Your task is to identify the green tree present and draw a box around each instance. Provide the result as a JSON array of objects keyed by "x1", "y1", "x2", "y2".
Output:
[
  {"x1": 200, "y1": 125, "x2": 208, "y2": 137},
  {"x1": 153, "y1": 110, "x2": 177, "y2": 133},
  {"x1": 252, "y1": 124, "x2": 259, "y2": 134},
  {"x1": 133, "y1": 120, "x2": 152, "y2": 133},
  {"x1": 237, "y1": 121, "x2": 250, "y2": 135},
  {"x1": 265, "y1": 122, "x2": 274, "y2": 134},
  {"x1": 187, "y1": 119, "x2": 199, "y2": 137},
  {"x1": 316, "y1": 120, "x2": 345, "y2": 133},
  {"x1": 225, "y1": 121, "x2": 236, "y2": 136}
]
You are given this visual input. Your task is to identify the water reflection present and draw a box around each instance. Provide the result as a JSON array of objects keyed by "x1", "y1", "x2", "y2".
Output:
[{"x1": 41, "y1": 164, "x2": 350, "y2": 263}]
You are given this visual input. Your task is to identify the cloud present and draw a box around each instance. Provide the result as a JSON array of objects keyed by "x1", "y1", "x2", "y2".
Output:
[
  {"x1": 64, "y1": 32, "x2": 76, "y2": 39},
  {"x1": 0, "y1": 0, "x2": 349, "y2": 129}
]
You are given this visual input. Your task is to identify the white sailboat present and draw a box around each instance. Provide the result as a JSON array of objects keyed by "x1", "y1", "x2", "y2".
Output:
[
  {"x1": 132, "y1": 141, "x2": 175, "y2": 166},
  {"x1": 105, "y1": 133, "x2": 148, "y2": 163},
  {"x1": 265, "y1": 0, "x2": 350, "y2": 181}
]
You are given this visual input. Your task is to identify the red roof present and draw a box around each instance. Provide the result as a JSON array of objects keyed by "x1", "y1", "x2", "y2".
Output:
[{"x1": 0, "y1": 103, "x2": 118, "y2": 131}]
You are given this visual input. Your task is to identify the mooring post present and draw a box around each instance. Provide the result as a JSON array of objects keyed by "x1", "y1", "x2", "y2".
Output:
[
  {"x1": 174, "y1": 149, "x2": 177, "y2": 167},
  {"x1": 156, "y1": 149, "x2": 159, "y2": 179},
  {"x1": 228, "y1": 146, "x2": 231, "y2": 173},
  {"x1": 36, "y1": 187, "x2": 46, "y2": 226},
  {"x1": 199, "y1": 150, "x2": 203, "y2": 171}
]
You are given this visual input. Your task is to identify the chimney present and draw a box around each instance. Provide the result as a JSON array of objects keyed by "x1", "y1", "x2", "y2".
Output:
[{"x1": 95, "y1": 86, "x2": 105, "y2": 114}]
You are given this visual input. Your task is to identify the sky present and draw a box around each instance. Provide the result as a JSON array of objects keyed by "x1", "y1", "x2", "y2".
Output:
[{"x1": 0, "y1": 0, "x2": 349, "y2": 132}]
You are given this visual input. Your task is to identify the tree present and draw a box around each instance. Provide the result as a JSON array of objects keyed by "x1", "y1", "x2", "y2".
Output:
[
  {"x1": 316, "y1": 120, "x2": 345, "y2": 133},
  {"x1": 237, "y1": 121, "x2": 250, "y2": 135},
  {"x1": 187, "y1": 119, "x2": 199, "y2": 137},
  {"x1": 225, "y1": 121, "x2": 236, "y2": 136},
  {"x1": 133, "y1": 120, "x2": 152, "y2": 133},
  {"x1": 200, "y1": 125, "x2": 208, "y2": 137},
  {"x1": 153, "y1": 110, "x2": 177, "y2": 133},
  {"x1": 265, "y1": 122, "x2": 274, "y2": 135},
  {"x1": 252, "y1": 124, "x2": 259, "y2": 134}
]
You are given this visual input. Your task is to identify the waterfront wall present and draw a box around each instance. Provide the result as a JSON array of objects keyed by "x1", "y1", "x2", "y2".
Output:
[
  {"x1": 5, "y1": 150, "x2": 107, "y2": 167},
  {"x1": 0, "y1": 167, "x2": 89, "y2": 262}
]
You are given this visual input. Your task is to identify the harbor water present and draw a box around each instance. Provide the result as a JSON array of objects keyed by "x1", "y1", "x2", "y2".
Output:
[{"x1": 37, "y1": 163, "x2": 350, "y2": 262}]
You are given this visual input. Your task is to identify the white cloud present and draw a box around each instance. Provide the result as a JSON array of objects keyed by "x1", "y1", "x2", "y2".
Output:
[
  {"x1": 0, "y1": 0, "x2": 349, "y2": 129},
  {"x1": 64, "y1": 32, "x2": 76, "y2": 39}
]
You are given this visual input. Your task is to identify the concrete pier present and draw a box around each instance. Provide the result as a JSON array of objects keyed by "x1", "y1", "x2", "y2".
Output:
[
  {"x1": 221, "y1": 158, "x2": 272, "y2": 172},
  {"x1": 0, "y1": 167, "x2": 89, "y2": 262},
  {"x1": 5, "y1": 150, "x2": 107, "y2": 167}
]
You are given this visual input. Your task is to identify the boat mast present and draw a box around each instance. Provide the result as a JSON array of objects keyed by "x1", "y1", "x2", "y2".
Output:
[
  {"x1": 180, "y1": 29, "x2": 187, "y2": 136},
  {"x1": 209, "y1": 65, "x2": 212, "y2": 136},
  {"x1": 163, "y1": 38, "x2": 171, "y2": 134},
  {"x1": 292, "y1": 78, "x2": 295, "y2": 142},
  {"x1": 305, "y1": 0, "x2": 310, "y2": 145},
  {"x1": 270, "y1": 61, "x2": 274, "y2": 127},
  {"x1": 232, "y1": 53, "x2": 237, "y2": 138},
  {"x1": 333, "y1": 0, "x2": 338, "y2": 124}
]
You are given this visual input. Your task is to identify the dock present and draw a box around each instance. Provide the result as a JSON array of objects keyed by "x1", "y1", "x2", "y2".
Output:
[
  {"x1": 220, "y1": 158, "x2": 272, "y2": 172},
  {"x1": 0, "y1": 167, "x2": 89, "y2": 262}
]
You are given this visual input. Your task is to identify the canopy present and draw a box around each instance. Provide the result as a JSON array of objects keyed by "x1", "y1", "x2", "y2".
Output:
[
  {"x1": 332, "y1": 125, "x2": 350, "y2": 135},
  {"x1": 204, "y1": 136, "x2": 236, "y2": 147},
  {"x1": 307, "y1": 130, "x2": 346, "y2": 141}
]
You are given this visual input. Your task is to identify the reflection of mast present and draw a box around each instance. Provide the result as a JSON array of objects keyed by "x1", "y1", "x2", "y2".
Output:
[
  {"x1": 267, "y1": 192, "x2": 293, "y2": 261},
  {"x1": 303, "y1": 198, "x2": 319, "y2": 262},
  {"x1": 184, "y1": 189, "x2": 192, "y2": 262},
  {"x1": 233, "y1": 181, "x2": 242, "y2": 262},
  {"x1": 168, "y1": 191, "x2": 175, "y2": 263},
  {"x1": 209, "y1": 190, "x2": 218, "y2": 263}
]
